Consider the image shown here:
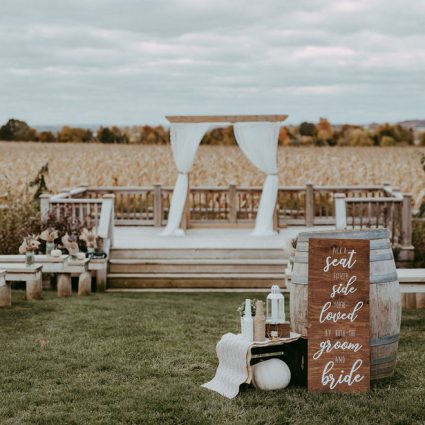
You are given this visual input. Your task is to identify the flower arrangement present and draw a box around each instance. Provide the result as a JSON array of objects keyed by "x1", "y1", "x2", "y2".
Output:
[
  {"x1": 39, "y1": 228, "x2": 59, "y2": 243},
  {"x1": 61, "y1": 233, "x2": 80, "y2": 257},
  {"x1": 19, "y1": 235, "x2": 40, "y2": 266},
  {"x1": 38, "y1": 207, "x2": 102, "y2": 254},
  {"x1": 39, "y1": 227, "x2": 59, "y2": 255},
  {"x1": 237, "y1": 298, "x2": 259, "y2": 317},
  {"x1": 18, "y1": 235, "x2": 40, "y2": 254},
  {"x1": 79, "y1": 228, "x2": 98, "y2": 252}
]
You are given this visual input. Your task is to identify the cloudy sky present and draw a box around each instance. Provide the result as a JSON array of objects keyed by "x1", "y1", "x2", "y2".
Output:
[{"x1": 0, "y1": 0, "x2": 424, "y2": 126}]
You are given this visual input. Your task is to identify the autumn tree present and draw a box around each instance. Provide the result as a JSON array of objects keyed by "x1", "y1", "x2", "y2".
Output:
[
  {"x1": 0, "y1": 118, "x2": 37, "y2": 141},
  {"x1": 373, "y1": 123, "x2": 414, "y2": 146},
  {"x1": 315, "y1": 118, "x2": 334, "y2": 146},
  {"x1": 57, "y1": 126, "x2": 93, "y2": 143},
  {"x1": 299, "y1": 122, "x2": 317, "y2": 137},
  {"x1": 97, "y1": 126, "x2": 129, "y2": 144},
  {"x1": 278, "y1": 126, "x2": 291, "y2": 146},
  {"x1": 340, "y1": 128, "x2": 373, "y2": 146},
  {"x1": 37, "y1": 131, "x2": 56, "y2": 143}
]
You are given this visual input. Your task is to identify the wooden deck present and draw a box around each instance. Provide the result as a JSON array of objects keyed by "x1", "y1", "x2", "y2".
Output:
[{"x1": 38, "y1": 183, "x2": 416, "y2": 289}]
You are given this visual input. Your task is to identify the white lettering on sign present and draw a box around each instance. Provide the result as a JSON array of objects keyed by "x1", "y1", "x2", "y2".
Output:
[
  {"x1": 308, "y1": 238, "x2": 370, "y2": 392},
  {"x1": 313, "y1": 339, "x2": 362, "y2": 360},
  {"x1": 330, "y1": 275, "x2": 357, "y2": 299},
  {"x1": 323, "y1": 249, "x2": 357, "y2": 272},
  {"x1": 319, "y1": 301, "x2": 364, "y2": 323},
  {"x1": 321, "y1": 359, "x2": 365, "y2": 389}
]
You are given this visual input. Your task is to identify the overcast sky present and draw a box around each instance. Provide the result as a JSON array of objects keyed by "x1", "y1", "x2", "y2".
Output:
[{"x1": 0, "y1": 0, "x2": 424, "y2": 126}]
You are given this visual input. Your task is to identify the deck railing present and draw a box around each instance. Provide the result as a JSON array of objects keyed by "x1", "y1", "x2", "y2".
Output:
[{"x1": 40, "y1": 182, "x2": 413, "y2": 259}]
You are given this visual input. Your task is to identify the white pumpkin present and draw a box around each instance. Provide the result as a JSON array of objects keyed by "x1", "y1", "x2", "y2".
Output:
[
  {"x1": 51, "y1": 249, "x2": 62, "y2": 257},
  {"x1": 252, "y1": 358, "x2": 291, "y2": 390}
]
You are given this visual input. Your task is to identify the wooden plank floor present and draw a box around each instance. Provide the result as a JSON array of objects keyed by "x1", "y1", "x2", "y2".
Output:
[{"x1": 112, "y1": 226, "x2": 334, "y2": 250}]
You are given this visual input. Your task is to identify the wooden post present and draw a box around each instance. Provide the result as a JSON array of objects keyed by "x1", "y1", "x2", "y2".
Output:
[
  {"x1": 305, "y1": 183, "x2": 314, "y2": 227},
  {"x1": 273, "y1": 204, "x2": 279, "y2": 231},
  {"x1": 101, "y1": 194, "x2": 115, "y2": 247},
  {"x1": 405, "y1": 293, "x2": 416, "y2": 309},
  {"x1": 39, "y1": 193, "x2": 51, "y2": 223},
  {"x1": 96, "y1": 267, "x2": 107, "y2": 292},
  {"x1": 416, "y1": 293, "x2": 425, "y2": 308},
  {"x1": 335, "y1": 193, "x2": 347, "y2": 230},
  {"x1": 401, "y1": 293, "x2": 407, "y2": 309},
  {"x1": 0, "y1": 271, "x2": 11, "y2": 307},
  {"x1": 402, "y1": 194, "x2": 412, "y2": 247},
  {"x1": 26, "y1": 270, "x2": 43, "y2": 300},
  {"x1": 57, "y1": 273, "x2": 72, "y2": 297},
  {"x1": 383, "y1": 182, "x2": 392, "y2": 195},
  {"x1": 153, "y1": 184, "x2": 163, "y2": 227},
  {"x1": 181, "y1": 175, "x2": 190, "y2": 231},
  {"x1": 78, "y1": 271, "x2": 91, "y2": 296},
  {"x1": 228, "y1": 183, "x2": 237, "y2": 224}
]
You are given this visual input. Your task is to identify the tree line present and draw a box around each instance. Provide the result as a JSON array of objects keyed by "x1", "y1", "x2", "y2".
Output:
[{"x1": 0, "y1": 117, "x2": 422, "y2": 146}]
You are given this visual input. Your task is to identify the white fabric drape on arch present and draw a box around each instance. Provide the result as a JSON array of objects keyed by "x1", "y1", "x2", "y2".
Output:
[
  {"x1": 234, "y1": 122, "x2": 280, "y2": 236},
  {"x1": 161, "y1": 123, "x2": 209, "y2": 236}
]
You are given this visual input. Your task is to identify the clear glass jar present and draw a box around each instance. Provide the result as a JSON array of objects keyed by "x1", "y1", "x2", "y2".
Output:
[
  {"x1": 46, "y1": 242, "x2": 55, "y2": 256},
  {"x1": 25, "y1": 251, "x2": 35, "y2": 266}
]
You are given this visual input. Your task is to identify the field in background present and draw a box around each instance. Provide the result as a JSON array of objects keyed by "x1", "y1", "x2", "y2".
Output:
[{"x1": 1, "y1": 142, "x2": 424, "y2": 207}]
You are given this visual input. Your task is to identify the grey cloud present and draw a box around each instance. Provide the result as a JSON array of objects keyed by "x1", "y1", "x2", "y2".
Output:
[{"x1": 0, "y1": 0, "x2": 424, "y2": 125}]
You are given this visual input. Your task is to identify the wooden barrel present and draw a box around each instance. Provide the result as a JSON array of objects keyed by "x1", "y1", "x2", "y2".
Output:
[{"x1": 290, "y1": 229, "x2": 401, "y2": 382}]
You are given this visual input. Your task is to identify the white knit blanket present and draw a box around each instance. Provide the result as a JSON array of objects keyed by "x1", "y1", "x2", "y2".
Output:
[{"x1": 202, "y1": 332, "x2": 301, "y2": 399}]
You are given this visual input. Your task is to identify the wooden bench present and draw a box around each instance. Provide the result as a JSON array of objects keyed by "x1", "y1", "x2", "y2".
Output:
[
  {"x1": 0, "y1": 255, "x2": 91, "y2": 297},
  {"x1": 0, "y1": 264, "x2": 43, "y2": 300},
  {"x1": 397, "y1": 268, "x2": 425, "y2": 309}
]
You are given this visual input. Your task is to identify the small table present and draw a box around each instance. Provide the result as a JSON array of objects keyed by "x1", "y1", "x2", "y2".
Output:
[{"x1": 0, "y1": 263, "x2": 43, "y2": 300}]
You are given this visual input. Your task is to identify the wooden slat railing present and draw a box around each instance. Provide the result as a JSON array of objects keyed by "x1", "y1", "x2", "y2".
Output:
[
  {"x1": 334, "y1": 191, "x2": 413, "y2": 260},
  {"x1": 41, "y1": 183, "x2": 413, "y2": 249}
]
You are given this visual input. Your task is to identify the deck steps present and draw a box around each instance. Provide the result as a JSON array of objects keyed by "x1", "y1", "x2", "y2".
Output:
[
  {"x1": 107, "y1": 247, "x2": 287, "y2": 289},
  {"x1": 107, "y1": 273, "x2": 286, "y2": 289},
  {"x1": 108, "y1": 258, "x2": 287, "y2": 274},
  {"x1": 109, "y1": 248, "x2": 288, "y2": 260}
]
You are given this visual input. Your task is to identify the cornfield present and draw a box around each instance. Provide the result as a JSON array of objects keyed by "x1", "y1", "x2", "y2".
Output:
[{"x1": 1, "y1": 142, "x2": 424, "y2": 207}]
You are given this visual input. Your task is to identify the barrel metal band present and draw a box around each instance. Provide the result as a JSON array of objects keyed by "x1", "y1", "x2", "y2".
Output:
[
  {"x1": 370, "y1": 354, "x2": 397, "y2": 366},
  {"x1": 295, "y1": 238, "x2": 391, "y2": 251},
  {"x1": 292, "y1": 271, "x2": 399, "y2": 285},
  {"x1": 370, "y1": 333, "x2": 400, "y2": 347},
  {"x1": 297, "y1": 229, "x2": 389, "y2": 242}
]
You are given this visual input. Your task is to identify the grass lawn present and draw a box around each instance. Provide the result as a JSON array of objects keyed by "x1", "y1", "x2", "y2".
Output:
[{"x1": 1, "y1": 291, "x2": 424, "y2": 425}]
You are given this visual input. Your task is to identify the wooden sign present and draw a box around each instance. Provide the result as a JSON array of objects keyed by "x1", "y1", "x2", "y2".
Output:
[{"x1": 308, "y1": 238, "x2": 370, "y2": 392}]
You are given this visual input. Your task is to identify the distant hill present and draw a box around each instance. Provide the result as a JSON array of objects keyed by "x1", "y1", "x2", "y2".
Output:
[
  {"x1": 398, "y1": 120, "x2": 425, "y2": 130},
  {"x1": 33, "y1": 124, "x2": 101, "y2": 132}
]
